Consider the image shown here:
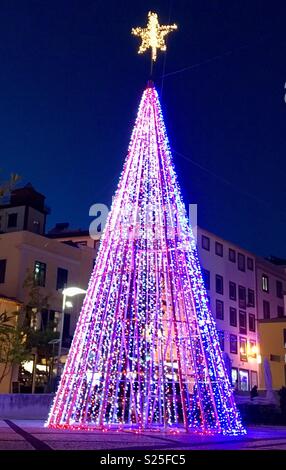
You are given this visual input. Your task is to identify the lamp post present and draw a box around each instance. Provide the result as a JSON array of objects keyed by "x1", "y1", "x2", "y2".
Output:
[{"x1": 56, "y1": 287, "x2": 87, "y2": 378}]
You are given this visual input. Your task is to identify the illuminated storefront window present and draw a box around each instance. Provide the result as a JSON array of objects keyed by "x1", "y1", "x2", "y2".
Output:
[{"x1": 239, "y1": 369, "x2": 249, "y2": 391}]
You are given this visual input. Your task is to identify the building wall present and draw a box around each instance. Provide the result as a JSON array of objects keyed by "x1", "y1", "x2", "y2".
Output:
[
  {"x1": 0, "y1": 298, "x2": 22, "y2": 393},
  {"x1": 197, "y1": 227, "x2": 259, "y2": 391},
  {"x1": 256, "y1": 260, "x2": 286, "y2": 320},
  {"x1": 49, "y1": 227, "x2": 286, "y2": 392},
  {"x1": 26, "y1": 207, "x2": 46, "y2": 234},
  {"x1": 0, "y1": 231, "x2": 95, "y2": 344},
  {"x1": 258, "y1": 319, "x2": 286, "y2": 389},
  {"x1": 0, "y1": 206, "x2": 46, "y2": 234},
  {"x1": 0, "y1": 206, "x2": 26, "y2": 233}
]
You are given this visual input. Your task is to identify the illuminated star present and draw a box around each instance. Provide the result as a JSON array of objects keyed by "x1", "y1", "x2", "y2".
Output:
[{"x1": 132, "y1": 11, "x2": 177, "y2": 62}]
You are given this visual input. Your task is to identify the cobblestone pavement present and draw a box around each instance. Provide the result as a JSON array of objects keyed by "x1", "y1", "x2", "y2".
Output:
[{"x1": 1, "y1": 420, "x2": 286, "y2": 450}]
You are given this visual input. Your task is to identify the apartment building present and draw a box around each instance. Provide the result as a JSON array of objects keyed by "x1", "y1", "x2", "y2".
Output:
[
  {"x1": 46, "y1": 223, "x2": 286, "y2": 393},
  {"x1": 256, "y1": 257, "x2": 286, "y2": 320},
  {"x1": 1, "y1": 184, "x2": 285, "y2": 393},
  {"x1": 0, "y1": 187, "x2": 95, "y2": 392},
  {"x1": 197, "y1": 227, "x2": 259, "y2": 392}
]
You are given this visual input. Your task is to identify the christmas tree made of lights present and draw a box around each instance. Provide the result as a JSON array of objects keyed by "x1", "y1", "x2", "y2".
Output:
[{"x1": 47, "y1": 13, "x2": 245, "y2": 435}]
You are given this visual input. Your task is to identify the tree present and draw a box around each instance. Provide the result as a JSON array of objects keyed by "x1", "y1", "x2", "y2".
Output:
[
  {"x1": 0, "y1": 271, "x2": 59, "y2": 392},
  {"x1": 47, "y1": 83, "x2": 245, "y2": 435},
  {"x1": 23, "y1": 270, "x2": 51, "y2": 324},
  {"x1": 0, "y1": 172, "x2": 21, "y2": 199},
  {"x1": 0, "y1": 310, "x2": 30, "y2": 387},
  {"x1": 20, "y1": 271, "x2": 59, "y2": 391}
]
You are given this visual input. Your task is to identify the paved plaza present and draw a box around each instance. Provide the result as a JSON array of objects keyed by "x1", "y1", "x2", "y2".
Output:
[{"x1": 0, "y1": 420, "x2": 286, "y2": 450}]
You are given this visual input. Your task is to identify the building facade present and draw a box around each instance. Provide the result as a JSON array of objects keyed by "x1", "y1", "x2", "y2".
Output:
[
  {"x1": 258, "y1": 318, "x2": 286, "y2": 389},
  {"x1": 0, "y1": 184, "x2": 49, "y2": 235},
  {"x1": 256, "y1": 257, "x2": 286, "y2": 321},
  {"x1": 0, "y1": 229, "x2": 95, "y2": 392},
  {"x1": 46, "y1": 224, "x2": 286, "y2": 393},
  {"x1": 197, "y1": 227, "x2": 259, "y2": 392},
  {"x1": 255, "y1": 257, "x2": 286, "y2": 389},
  {"x1": 0, "y1": 296, "x2": 22, "y2": 393},
  {"x1": 1, "y1": 185, "x2": 286, "y2": 393}
]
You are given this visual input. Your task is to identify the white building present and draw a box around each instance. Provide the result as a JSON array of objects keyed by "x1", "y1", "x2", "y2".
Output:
[
  {"x1": 197, "y1": 227, "x2": 259, "y2": 392},
  {"x1": 47, "y1": 222, "x2": 286, "y2": 393},
  {"x1": 49, "y1": 222, "x2": 286, "y2": 392},
  {"x1": 0, "y1": 188, "x2": 95, "y2": 393},
  {"x1": 256, "y1": 256, "x2": 286, "y2": 320}
]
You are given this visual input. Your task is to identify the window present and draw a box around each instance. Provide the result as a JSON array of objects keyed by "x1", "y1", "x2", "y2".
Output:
[
  {"x1": 239, "y1": 337, "x2": 248, "y2": 362},
  {"x1": 202, "y1": 269, "x2": 210, "y2": 290},
  {"x1": 62, "y1": 313, "x2": 71, "y2": 348},
  {"x1": 270, "y1": 354, "x2": 281, "y2": 362},
  {"x1": 0, "y1": 259, "x2": 7, "y2": 284},
  {"x1": 249, "y1": 314, "x2": 256, "y2": 332},
  {"x1": 56, "y1": 268, "x2": 68, "y2": 291},
  {"x1": 263, "y1": 300, "x2": 270, "y2": 319},
  {"x1": 217, "y1": 330, "x2": 224, "y2": 351},
  {"x1": 229, "y1": 248, "x2": 236, "y2": 263},
  {"x1": 7, "y1": 213, "x2": 18, "y2": 228},
  {"x1": 34, "y1": 261, "x2": 46, "y2": 287},
  {"x1": 40, "y1": 309, "x2": 56, "y2": 330},
  {"x1": 49, "y1": 310, "x2": 56, "y2": 326},
  {"x1": 216, "y1": 274, "x2": 223, "y2": 295},
  {"x1": 251, "y1": 371, "x2": 258, "y2": 388},
  {"x1": 276, "y1": 280, "x2": 283, "y2": 299},
  {"x1": 277, "y1": 306, "x2": 284, "y2": 318},
  {"x1": 248, "y1": 289, "x2": 255, "y2": 307},
  {"x1": 216, "y1": 300, "x2": 224, "y2": 320},
  {"x1": 202, "y1": 235, "x2": 210, "y2": 251},
  {"x1": 238, "y1": 253, "x2": 245, "y2": 272},
  {"x1": 231, "y1": 368, "x2": 238, "y2": 387},
  {"x1": 229, "y1": 307, "x2": 237, "y2": 327},
  {"x1": 262, "y1": 274, "x2": 269, "y2": 293},
  {"x1": 230, "y1": 334, "x2": 238, "y2": 354},
  {"x1": 238, "y1": 285, "x2": 246, "y2": 309},
  {"x1": 215, "y1": 242, "x2": 223, "y2": 257},
  {"x1": 229, "y1": 281, "x2": 236, "y2": 300},
  {"x1": 40, "y1": 309, "x2": 49, "y2": 330},
  {"x1": 249, "y1": 340, "x2": 257, "y2": 359},
  {"x1": 239, "y1": 311, "x2": 247, "y2": 334},
  {"x1": 33, "y1": 220, "x2": 40, "y2": 234},
  {"x1": 239, "y1": 369, "x2": 249, "y2": 391},
  {"x1": 247, "y1": 257, "x2": 254, "y2": 271}
]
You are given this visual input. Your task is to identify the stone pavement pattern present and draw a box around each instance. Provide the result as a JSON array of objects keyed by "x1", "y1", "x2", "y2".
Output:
[{"x1": 1, "y1": 420, "x2": 286, "y2": 450}]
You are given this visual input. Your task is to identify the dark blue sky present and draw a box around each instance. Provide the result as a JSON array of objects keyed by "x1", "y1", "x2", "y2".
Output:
[{"x1": 1, "y1": 0, "x2": 286, "y2": 257}]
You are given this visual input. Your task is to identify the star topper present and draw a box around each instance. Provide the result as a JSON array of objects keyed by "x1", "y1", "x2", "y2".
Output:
[{"x1": 132, "y1": 11, "x2": 177, "y2": 63}]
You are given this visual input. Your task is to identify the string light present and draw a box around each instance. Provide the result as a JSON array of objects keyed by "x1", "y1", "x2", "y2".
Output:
[
  {"x1": 46, "y1": 83, "x2": 246, "y2": 436},
  {"x1": 132, "y1": 12, "x2": 177, "y2": 62}
]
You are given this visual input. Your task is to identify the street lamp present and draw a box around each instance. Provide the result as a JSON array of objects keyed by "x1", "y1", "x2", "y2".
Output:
[{"x1": 56, "y1": 287, "x2": 87, "y2": 377}]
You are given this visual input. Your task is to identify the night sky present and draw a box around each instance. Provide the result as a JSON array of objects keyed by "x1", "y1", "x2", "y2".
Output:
[{"x1": 1, "y1": 0, "x2": 286, "y2": 258}]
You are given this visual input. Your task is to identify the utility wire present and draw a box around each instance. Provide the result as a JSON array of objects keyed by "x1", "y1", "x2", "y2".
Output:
[
  {"x1": 173, "y1": 148, "x2": 286, "y2": 219},
  {"x1": 162, "y1": 32, "x2": 276, "y2": 78}
]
